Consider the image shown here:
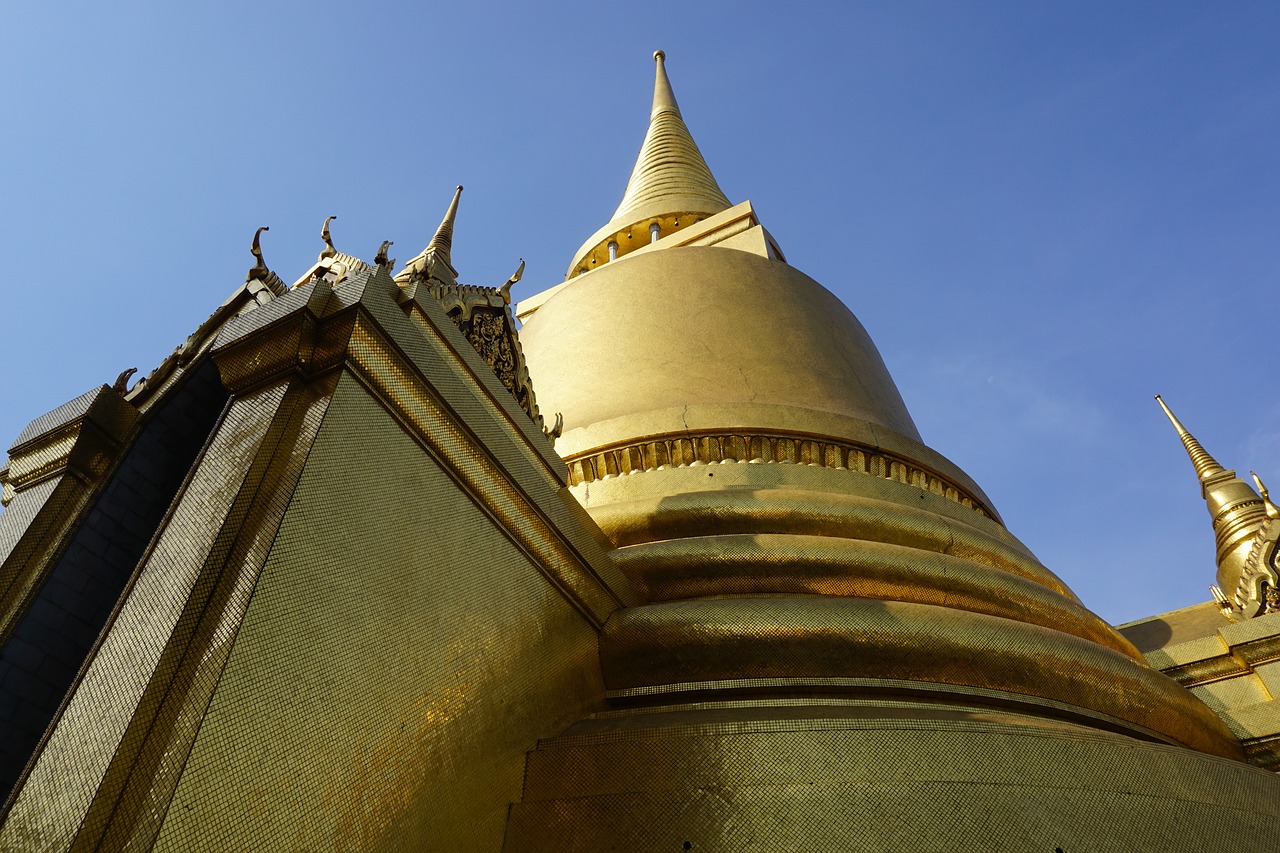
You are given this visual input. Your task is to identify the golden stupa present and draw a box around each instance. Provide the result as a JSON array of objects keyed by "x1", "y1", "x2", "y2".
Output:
[{"x1": 2, "y1": 51, "x2": 1280, "y2": 851}]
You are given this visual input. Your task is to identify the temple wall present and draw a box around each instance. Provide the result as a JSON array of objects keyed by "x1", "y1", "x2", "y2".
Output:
[
  {"x1": 153, "y1": 373, "x2": 607, "y2": 851},
  {"x1": 0, "y1": 363, "x2": 228, "y2": 804}
]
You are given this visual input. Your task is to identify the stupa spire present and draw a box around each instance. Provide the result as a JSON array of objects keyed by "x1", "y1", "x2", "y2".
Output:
[
  {"x1": 1155, "y1": 394, "x2": 1225, "y2": 481},
  {"x1": 566, "y1": 51, "x2": 733, "y2": 277},
  {"x1": 609, "y1": 50, "x2": 731, "y2": 231},
  {"x1": 396, "y1": 185, "x2": 463, "y2": 288}
]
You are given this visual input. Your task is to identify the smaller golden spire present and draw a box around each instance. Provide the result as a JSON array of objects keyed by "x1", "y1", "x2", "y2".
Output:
[
  {"x1": 1154, "y1": 394, "x2": 1225, "y2": 481},
  {"x1": 427, "y1": 185, "x2": 463, "y2": 262},
  {"x1": 396, "y1": 186, "x2": 463, "y2": 289},
  {"x1": 1156, "y1": 394, "x2": 1269, "y2": 612}
]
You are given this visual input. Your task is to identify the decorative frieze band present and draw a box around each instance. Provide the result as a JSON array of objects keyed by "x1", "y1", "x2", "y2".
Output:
[{"x1": 564, "y1": 431, "x2": 992, "y2": 519}]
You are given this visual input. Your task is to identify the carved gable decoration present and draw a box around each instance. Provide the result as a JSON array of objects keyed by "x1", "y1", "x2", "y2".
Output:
[{"x1": 430, "y1": 282, "x2": 548, "y2": 434}]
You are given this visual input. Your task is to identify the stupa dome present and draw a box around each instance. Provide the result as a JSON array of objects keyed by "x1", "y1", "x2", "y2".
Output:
[
  {"x1": 522, "y1": 245, "x2": 923, "y2": 452},
  {"x1": 514, "y1": 51, "x2": 1243, "y2": 769}
]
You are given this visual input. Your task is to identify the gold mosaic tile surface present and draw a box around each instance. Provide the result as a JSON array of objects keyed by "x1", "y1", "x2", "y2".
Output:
[
  {"x1": 0, "y1": 384, "x2": 287, "y2": 852},
  {"x1": 153, "y1": 374, "x2": 605, "y2": 850},
  {"x1": 0, "y1": 480, "x2": 60, "y2": 582},
  {"x1": 507, "y1": 710, "x2": 1280, "y2": 851},
  {"x1": 82, "y1": 377, "x2": 337, "y2": 851}
]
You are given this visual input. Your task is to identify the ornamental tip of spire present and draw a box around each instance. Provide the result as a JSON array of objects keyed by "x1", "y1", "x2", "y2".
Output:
[
  {"x1": 1155, "y1": 394, "x2": 1225, "y2": 482},
  {"x1": 427, "y1": 185, "x2": 463, "y2": 254},
  {"x1": 651, "y1": 48, "x2": 680, "y2": 118},
  {"x1": 1155, "y1": 394, "x2": 1194, "y2": 441}
]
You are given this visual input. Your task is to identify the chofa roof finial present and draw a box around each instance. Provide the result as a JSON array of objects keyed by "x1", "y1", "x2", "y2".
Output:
[
  {"x1": 375, "y1": 240, "x2": 395, "y2": 270},
  {"x1": 320, "y1": 216, "x2": 338, "y2": 260},
  {"x1": 498, "y1": 259, "x2": 525, "y2": 304},
  {"x1": 248, "y1": 226, "x2": 270, "y2": 280}
]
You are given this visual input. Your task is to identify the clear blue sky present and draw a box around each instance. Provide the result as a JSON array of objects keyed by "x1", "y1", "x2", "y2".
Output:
[{"x1": 2, "y1": 2, "x2": 1278, "y2": 625}]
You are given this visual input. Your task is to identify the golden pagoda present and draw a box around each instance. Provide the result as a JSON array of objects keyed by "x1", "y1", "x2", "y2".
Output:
[{"x1": 1, "y1": 51, "x2": 1280, "y2": 851}]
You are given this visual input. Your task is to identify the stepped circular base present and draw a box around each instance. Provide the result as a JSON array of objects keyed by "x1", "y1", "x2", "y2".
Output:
[
  {"x1": 505, "y1": 701, "x2": 1280, "y2": 852},
  {"x1": 600, "y1": 597, "x2": 1243, "y2": 760}
]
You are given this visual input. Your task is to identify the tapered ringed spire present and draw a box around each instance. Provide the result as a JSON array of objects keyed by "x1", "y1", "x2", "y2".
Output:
[
  {"x1": 427, "y1": 184, "x2": 462, "y2": 261},
  {"x1": 650, "y1": 50, "x2": 679, "y2": 117},
  {"x1": 396, "y1": 185, "x2": 463, "y2": 288},
  {"x1": 567, "y1": 51, "x2": 733, "y2": 278},
  {"x1": 1155, "y1": 394, "x2": 1225, "y2": 481},
  {"x1": 1155, "y1": 394, "x2": 1269, "y2": 607}
]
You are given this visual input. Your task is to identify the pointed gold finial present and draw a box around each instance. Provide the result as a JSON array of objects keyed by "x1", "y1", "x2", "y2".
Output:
[
  {"x1": 248, "y1": 226, "x2": 270, "y2": 280},
  {"x1": 320, "y1": 216, "x2": 338, "y2": 260},
  {"x1": 1154, "y1": 394, "x2": 1225, "y2": 481},
  {"x1": 395, "y1": 186, "x2": 463, "y2": 289},
  {"x1": 1252, "y1": 471, "x2": 1280, "y2": 519},
  {"x1": 427, "y1": 185, "x2": 463, "y2": 259},
  {"x1": 566, "y1": 51, "x2": 733, "y2": 277},
  {"x1": 651, "y1": 50, "x2": 679, "y2": 118}
]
